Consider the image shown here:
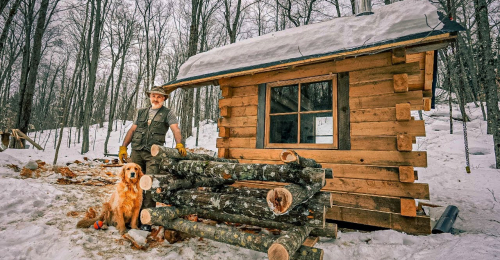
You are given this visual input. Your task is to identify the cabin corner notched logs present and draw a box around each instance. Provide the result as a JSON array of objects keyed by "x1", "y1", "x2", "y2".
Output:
[{"x1": 140, "y1": 146, "x2": 335, "y2": 260}]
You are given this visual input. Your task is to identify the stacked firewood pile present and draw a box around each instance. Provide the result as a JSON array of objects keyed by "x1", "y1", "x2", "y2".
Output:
[{"x1": 139, "y1": 145, "x2": 335, "y2": 260}]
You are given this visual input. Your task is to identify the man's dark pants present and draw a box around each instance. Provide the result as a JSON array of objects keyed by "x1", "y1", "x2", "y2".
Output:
[{"x1": 130, "y1": 149, "x2": 158, "y2": 209}]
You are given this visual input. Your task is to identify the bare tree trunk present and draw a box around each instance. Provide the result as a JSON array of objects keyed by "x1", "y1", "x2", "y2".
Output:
[
  {"x1": 104, "y1": 8, "x2": 134, "y2": 153},
  {"x1": 473, "y1": 0, "x2": 500, "y2": 168},
  {"x1": 0, "y1": 0, "x2": 21, "y2": 56},
  {"x1": 17, "y1": 0, "x2": 54, "y2": 145},
  {"x1": 82, "y1": 0, "x2": 106, "y2": 154},
  {"x1": 223, "y1": 0, "x2": 242, "y2": 43},
  {"x1": 334, "y1": 0, "x2": 341, "y2": 17},
  {"x1": 180, "y1": 0, "x2": 204, "y2": 144}
]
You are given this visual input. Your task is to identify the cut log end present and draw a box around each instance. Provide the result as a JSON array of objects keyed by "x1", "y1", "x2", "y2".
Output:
[
  {"x1": 139, "y1": 175, "x2": 153, "y2": 190},
  {"x1": 268, "y1": 243, "x2": 289, "y2": 260},
  {"x1": 140, "y1": 209, "x2": 152, "y2": 225},
  {"x1": 267, "y1": 188, "x2": 292, "y2": 215},
  {"x1": 151, "y1": 144, "x2": 160, "y2": 157},
  {"x1": 280, "y1": 150, "x2": 298, "y2": 163}
]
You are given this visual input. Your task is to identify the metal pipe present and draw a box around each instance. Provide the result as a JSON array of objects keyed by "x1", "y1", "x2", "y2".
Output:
[
  {"x1": 432, "y1": 205, "x2": 459, "y2": 234},
  {"x1": 355, "y1": 0, "x2": 373, "y2": 16}
]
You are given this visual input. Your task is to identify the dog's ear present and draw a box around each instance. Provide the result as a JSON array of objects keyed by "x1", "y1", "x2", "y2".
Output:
[{"x1": 119, "y1": 165, "x2": 126, "y2": 181}]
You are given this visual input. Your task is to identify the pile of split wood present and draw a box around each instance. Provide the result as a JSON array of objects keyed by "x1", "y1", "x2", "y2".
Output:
[{"x1": 139, "y1": 145, "x2": 335, "y2": 260}]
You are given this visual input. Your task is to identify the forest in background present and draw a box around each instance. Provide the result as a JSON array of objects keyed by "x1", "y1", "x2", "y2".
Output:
[{"x1": 0, "y1": 0, "x2": 499, "y2": 166}]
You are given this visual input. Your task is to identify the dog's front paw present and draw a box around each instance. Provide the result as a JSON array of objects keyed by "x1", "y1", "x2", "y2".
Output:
[
  {"x1": 117, "y1": 225, "x2": 126, "y2": 234},
  {"x1": 131, "y1": 224, "x2": 139, "y2": 230}
]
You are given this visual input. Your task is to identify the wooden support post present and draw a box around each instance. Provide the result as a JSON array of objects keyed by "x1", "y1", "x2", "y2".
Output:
[
  {"x1": 424, "y1": 51, "x2": 434, "y2": 91},
  {"x1": 220, "y1": 106, "x2": 231, "y2": 117},
  {"x1": 219, "y1": 127, "x2": 230, "y2": 138},
  {"x1": 393, "y1": 74, "x2": 408, "y2": 93},
  {"x1": 400, "y1": 198, "x2": 417, "y2": 217},
  {"x1": 423, "y1": 98, "x2": 431, "y2": 111},
  {"x1": 399, "y1": 166, "x2": 415, "y2": 183},
  {"x1": 395, "y1": 103, "x2": 411, "y2": 121},
  {"x1": 392, "y1": 47, "x2": 406, "y2": 64},
  {"x1": 338, "y1": 72, "x2": 350, "y2": 150},
  {"x1": 397, "y1": 134, "x2": 412, "y2": 152}
]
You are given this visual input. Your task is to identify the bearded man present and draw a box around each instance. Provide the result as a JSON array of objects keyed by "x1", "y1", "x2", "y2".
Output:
[{"x1": 119, "y1": 86, "x2": 187, "y2": 230}]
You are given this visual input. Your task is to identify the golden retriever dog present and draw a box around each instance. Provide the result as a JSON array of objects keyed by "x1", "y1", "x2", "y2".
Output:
[{"x1": 77, "y1": 163, "x2": 144, "y2": 234}]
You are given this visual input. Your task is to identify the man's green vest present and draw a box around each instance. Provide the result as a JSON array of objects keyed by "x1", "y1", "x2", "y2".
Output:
[{"x1": 131, "y1": 106, "x2": 170, "y2": 151}]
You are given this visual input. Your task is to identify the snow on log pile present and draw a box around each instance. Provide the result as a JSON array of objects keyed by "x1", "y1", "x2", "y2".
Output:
[{"x1": 139, "y1": 145, "x2": 336, "y2": 260}]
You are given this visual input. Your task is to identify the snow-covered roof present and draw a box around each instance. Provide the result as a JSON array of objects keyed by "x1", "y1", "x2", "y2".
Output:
[{"x1": 166, "y1": 0, "x2": 463, "y2": 87}]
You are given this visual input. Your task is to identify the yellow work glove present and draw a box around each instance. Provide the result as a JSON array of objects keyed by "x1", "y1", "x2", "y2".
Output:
[
  {"x1": 176, "y1": 143, "x2": 187, "y2": 157},
  {"x1": 119, "y1": 146, "x2": 128, "y2": 163}
]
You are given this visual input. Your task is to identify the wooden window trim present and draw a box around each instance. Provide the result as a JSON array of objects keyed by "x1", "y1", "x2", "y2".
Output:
[{"x1": 265, "y1": 74, "x2": 338, "y2": 149}]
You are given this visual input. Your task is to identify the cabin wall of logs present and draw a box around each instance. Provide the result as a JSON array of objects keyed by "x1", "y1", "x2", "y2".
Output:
[{"x1": 216, "y1": 47, "x2": 437, "y2": 235}]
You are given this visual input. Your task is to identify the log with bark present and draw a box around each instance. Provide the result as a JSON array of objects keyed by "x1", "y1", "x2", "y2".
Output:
[
  {"x1": 139, "y1": 173, "x2": 233, "y2": 191},
  {"x1": 280, "y1": 150, "x2": 322, "y2": 168},
  {"x1": 162, "y1": 189, "x2": 312, "y2": 224},
  {"x1": 159, "y1": 217, "x2": 324, "y2": 260},
  {"x1": 267, "y1": 183, "x2": 324, "y2": 215},
  {"x1": 268, "y1": 225, "x2": 313, "y2": 260},
  {"x1": 306, "y1": 192, "x2": 333, "y2": 208},
  {"x1": 159, "y1": 159, "x2": 326, "y2": 186},
  {"x1": 151, "y1": 144, "x2": 238, "y2": 162},
  {"x1": 212, "y1": 186, "x2": 270, "y2": 199},
  {"x1": 141, "y1": 206, "x2": 337, "y2": 238}
]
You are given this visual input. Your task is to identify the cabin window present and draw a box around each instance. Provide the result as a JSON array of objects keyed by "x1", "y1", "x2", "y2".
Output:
[{"x1": 265, "y1": 75, "x2": 338, "y2": 149}]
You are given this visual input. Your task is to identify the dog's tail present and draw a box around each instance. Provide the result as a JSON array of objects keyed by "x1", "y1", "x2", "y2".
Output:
[
  {"x1": 76, "y1": 216, "x2": 100, "y2": 228},
  {"x1": 76, "y1": 203, "x2": 111, "y2": 228}
]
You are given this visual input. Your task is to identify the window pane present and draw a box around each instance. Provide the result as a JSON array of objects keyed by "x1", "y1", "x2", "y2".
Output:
[
  {"x1": 300, "y1": 81, "x2": 332, "y2": 111},
  {"x1": 270, "y1": 85, "x2": 298, "y2": 113},
  {"x1": 300, "y1": 112, "x2": 333, "y2": 144},
  {"x1": 269, "y1": 114, "x2": 298, "y2": 143}
]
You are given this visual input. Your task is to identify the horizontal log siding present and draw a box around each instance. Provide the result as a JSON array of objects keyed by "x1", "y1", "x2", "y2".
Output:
[
  {"x1": 326, "y1": 206, "x2": 431, "y2": 235},
  {"x1": 226, "y1": 148, "x2": 426, "y2": 167},
  {"x1": 215, "y1": 50, "x2": 431, "y2": 234}
]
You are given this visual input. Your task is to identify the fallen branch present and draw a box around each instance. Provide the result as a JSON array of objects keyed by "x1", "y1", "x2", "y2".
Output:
[{"x1": 12, "y1": 129, "x2": 43, "y2": 150}]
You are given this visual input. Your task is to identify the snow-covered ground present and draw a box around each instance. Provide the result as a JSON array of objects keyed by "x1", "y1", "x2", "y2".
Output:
[{"x1": 1, "y1": 102, "x2": 499, "y2": 260}]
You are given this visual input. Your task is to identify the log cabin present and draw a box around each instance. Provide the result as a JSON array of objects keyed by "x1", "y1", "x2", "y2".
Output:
[{"x1": 160, "y1": 0, "x2": 464, "y2": 235}]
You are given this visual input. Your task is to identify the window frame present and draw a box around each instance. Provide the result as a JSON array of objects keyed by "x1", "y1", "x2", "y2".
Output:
[{"x1": 264, "y1": 74, "x2": 338, "y2": 149}]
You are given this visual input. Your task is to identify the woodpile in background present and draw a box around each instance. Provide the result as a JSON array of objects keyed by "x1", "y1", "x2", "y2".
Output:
[{"x1": 140, "y1": 145, "x2": 336, "y2": 260}]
